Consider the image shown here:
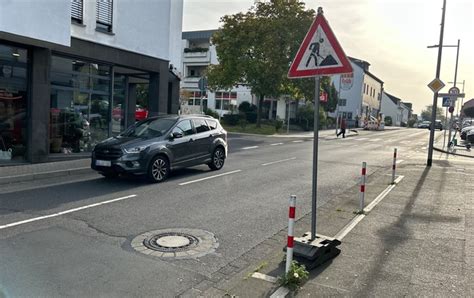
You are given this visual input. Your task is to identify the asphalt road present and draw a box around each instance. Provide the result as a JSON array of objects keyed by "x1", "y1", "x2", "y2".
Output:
[{"x1": 0, "y1": 128, "x2": 444, "y2": 296}]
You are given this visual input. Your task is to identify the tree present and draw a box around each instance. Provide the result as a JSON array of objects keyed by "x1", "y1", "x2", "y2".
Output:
[
  {"x1": 207, "y1": 0, "x2": 315, "y2": 127},
  {"x1": 421, "y1": 104, "x2": 445, "y2": 122}
]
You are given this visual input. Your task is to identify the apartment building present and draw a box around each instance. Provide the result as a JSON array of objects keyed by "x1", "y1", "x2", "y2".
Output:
[
  {"x1": 181, "y1": 30, "x2": 252, "y2": 116},
  {"x1": 0, "y1": 0, "x2": 183, "y2": 164}
]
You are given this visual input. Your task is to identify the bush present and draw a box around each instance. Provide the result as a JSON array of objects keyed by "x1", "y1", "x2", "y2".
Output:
[
  {"x1": 222, "y1": 113, "x2": 244, "y2": 126},
  {"x1": 238, "y1": 102, "x2": 258, "y2": 123},
  {"x1": 384, "y1": 116, "x2": 393, "y2": 126},
  {"x1": 275, "y1": 119, "x2": 284, "y2": 132},
  {"x1": 407, "y1": 119, "x2": 416, "y2": 128},
  {"x1": 203, "y1": 108, "x2": 219, "y2": 119}
]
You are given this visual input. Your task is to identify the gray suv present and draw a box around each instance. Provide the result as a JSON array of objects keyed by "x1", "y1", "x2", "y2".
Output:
[{"x1": 91, "y1": 115, "x2": 227, "y2": 182}]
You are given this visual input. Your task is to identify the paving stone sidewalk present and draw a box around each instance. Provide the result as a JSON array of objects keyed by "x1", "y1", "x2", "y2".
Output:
[{"x1": 190, "y1": 159, "x2": 473, "y2": 297}]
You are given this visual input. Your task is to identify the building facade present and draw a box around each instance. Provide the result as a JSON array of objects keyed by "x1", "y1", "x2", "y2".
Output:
[
  {"x1": 0, "y1": 0, "x2": 183, "y2": 164},
  {"x1": 331, "y1": 57, "x2": 383, "y2": 127},
  {"x1": 180, "y1": 30, "x2": 252, "y2": 116},
  {"x1": 381, "y1": 92, "x2": 404, "y2": 126}
]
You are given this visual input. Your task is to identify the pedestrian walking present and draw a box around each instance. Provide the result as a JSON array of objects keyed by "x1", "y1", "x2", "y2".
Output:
[{"x1": 337, "y1": 118, "x2": 346, "y2": 138}]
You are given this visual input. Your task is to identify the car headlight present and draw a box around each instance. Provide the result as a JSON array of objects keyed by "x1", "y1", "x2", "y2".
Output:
[{"x1": 124, "y1": 145, "x2": 149, "y2": 154}]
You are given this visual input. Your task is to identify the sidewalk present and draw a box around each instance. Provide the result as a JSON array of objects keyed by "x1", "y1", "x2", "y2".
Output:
[{"x1": 194, "y1": 158, "x2": 473, "y2": 297}]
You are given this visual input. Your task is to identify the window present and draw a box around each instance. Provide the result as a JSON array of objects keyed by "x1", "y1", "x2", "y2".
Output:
[
  {"x1": 215, "y1": 92, "x2": 236, "y2": 110},
  {"x1": 338, "y1": 99, "x2": 346, "y2": 106},
  {"x1": 193, "y1": 119, "x2": 210, "y2": 133},
  {"x1": 187, "y1": 91, "x2": 206, "y2": 106},
  {"x1": 96, "y1": 0, "x2": 113, "y2": 32},
  {"x1": 71, "y1": 0, "x2": 83, "y2": 24},
  {"x1": 347, "y1": 112, "x2": 353, "y2": 120},
  {"x1": 206, "y1": 119, "x2": 218, "y2": 130},
  {"x1": 172, "y1": 120, "x2": 194, "y2": 136}
]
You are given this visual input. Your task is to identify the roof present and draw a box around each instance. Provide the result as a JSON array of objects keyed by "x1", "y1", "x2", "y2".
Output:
[
  {"x1": 348, "y1": 56, "x2": 384, "y2": 84},
  {"x1": 182, "y1": 30, "x2": 218, "y2": 40},
  {"x1": 385, "y1": 92, "x2": 402, "y2": 106}
]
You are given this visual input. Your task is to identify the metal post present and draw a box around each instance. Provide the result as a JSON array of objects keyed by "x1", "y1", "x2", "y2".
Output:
[
  {"x1": 286, "y1": 195, "x2": 296, "y2": 274},
  {"x1": 335, "y1": 75, "x2": 341, "y2": 135},
  {"x1": 448, "y1": 39, "x2": 460, "y2": 145},
  {"x1": 427, "y1": 0, "x2": 447, "y2": 167},
  {"x1": 311, "y1": 76, "x2": 321, "y2": 240},
  {"x1": 360, "y1": 162, "x2": 367, "y2": 212},
  {"x1": 287, "y1": 100, "x2": 290, "y2": 134},
  {"x1": 443, "y1": 107, "x2": 448, "y2": 148},
  {"x1": 392, "y1": 148, "x2": 397, "y2": 184}
]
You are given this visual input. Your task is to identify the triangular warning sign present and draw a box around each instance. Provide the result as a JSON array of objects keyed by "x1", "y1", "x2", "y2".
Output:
[{"x1": 288, "y1": 12, "x2": 352, "y2": 78}]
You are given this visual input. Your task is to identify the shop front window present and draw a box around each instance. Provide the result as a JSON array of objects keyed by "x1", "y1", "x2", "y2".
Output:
[
  {"x1": 50, "y1": 56, "x2": 111, "y2": 154},
  {"x1": 0, "y1": 44, "x2": 28, "y2": 163}
]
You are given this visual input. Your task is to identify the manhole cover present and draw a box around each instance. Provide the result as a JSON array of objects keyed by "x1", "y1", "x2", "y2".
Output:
[
  {"x1": 131, "y1": 228, "x2": 218, "y2": 259},
  {"x1": 143, "y1": 232, "x2": 199, "y2": 252}
]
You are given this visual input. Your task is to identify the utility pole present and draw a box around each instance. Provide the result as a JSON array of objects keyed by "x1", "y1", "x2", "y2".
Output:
[{"x1": 427, "y1": 0, "x2": 447, "y2": 167}]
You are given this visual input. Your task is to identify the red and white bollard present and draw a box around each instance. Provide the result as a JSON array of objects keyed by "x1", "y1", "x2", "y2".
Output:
[
  {"x1": 392, "y1": 148, "x2": 397, "y2": 184},
  {"x1": 286, "y1": 195, "x2": 296, "y2": 273},
  {"x1": 360, "y1": 162, "x2": 367, "y2": 212}
]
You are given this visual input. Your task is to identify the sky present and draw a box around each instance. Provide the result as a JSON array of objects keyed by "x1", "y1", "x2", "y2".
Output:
[{"x1": 183, "y1": 0, "x2": 474, "y2": 115}]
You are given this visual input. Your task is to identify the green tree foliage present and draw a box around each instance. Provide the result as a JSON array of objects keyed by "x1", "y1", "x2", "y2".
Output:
[
  {"x1": 207, "y1": 0, "x2": 315, "y2": 127},
  {"x1": 421, "y1": 104, "x2": 445, "y2": 122}
]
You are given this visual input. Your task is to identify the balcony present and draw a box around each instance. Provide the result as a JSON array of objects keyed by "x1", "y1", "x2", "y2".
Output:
[{"x1": 183, "y1": 49, "x2": 211, "y2": 64}]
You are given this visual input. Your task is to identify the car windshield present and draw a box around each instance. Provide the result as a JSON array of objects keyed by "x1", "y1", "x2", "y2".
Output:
[{"x1": 120, "y1": 118, "x2": 176, "y2": 139}]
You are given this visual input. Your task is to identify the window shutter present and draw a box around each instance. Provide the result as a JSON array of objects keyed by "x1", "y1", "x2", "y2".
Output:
[
  {"x1": 71, "y1": 0, "x2": 83, "y2": 23},
  {"x1": 96, "y1": 0, "x2": 113, "y2": 30}
]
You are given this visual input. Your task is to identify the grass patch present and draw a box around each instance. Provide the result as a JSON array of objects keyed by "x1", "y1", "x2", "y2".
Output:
[{"x1": 223, "y1": 123, "x2": 277, "y2": 135}]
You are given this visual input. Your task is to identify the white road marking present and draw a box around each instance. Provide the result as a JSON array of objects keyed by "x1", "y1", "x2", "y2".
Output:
[
  {"x1": 369, "y1": 138, "x2": 382, "y2": 142},
  {"x1": 354, "y1": 138, "x2": 369, "y2": 141},
  {"x1": 396, "y1": 159, "x2": 404, "y2": 164},
  {"x1": 292, "y1": 140, "x2": 304, "y2": 143},
  {"x1": 334, "y1": 176, "x2": 404, "y2": 240},
  {"x1": 242, "y1": 146, "x2": 259, "y2": 150},
  {"x1": 401, "y1": 141, "x2": 411, "y2": 144},
  {"x1": 270, "y1": 143, "x2": 284, "y2": 146},
  {"x1": 251, "y1": 272, "x2": 278, "y2": 283},
  {"x1": 0, "y1": 194, "x2": 137, "y2": 231},
  {"x1": 179, "y1": 170, "x2": 242, "y2": 186},
  {"x1": 261, "y1": 157, "x2": 296, "y2": 166}
]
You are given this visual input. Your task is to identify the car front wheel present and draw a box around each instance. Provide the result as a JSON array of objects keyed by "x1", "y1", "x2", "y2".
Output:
[
  {"x1": 208, "y1": 147, "x2": 225, "y2": 170},
  {"x1": 147, "y1": 155, "x2": 170, "y2": 183}
]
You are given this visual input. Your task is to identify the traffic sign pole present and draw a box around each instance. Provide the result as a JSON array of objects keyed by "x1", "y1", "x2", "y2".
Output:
[
  {"x1": 427, "y1": 0, "x2": 446, "y2": 167},
  {"x1": 311, "y1": 76, "x2": 321, "y2": 240}
]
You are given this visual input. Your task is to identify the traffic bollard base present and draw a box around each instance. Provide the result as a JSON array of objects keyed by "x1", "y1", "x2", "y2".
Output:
[{"x1": 284, "y1": 233, "x2": 341, "y2": 270}]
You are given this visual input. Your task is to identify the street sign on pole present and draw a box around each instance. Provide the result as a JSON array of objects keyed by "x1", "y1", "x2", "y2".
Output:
[
  {"x1": 286, "y1": 7, "x2": 348, "y2": 268},
  {"x1": 442, "y1": 97, "x2": 450, "y2": 107},
  {"x1": 288, "y1": 9, "x2": 352, "y2": 78},
  {"x1": 448, "y1": 86, "x2": 460, "y2": 95},
  {"x1": 428, "y1": 78, "x2": 445, "y2": 93}
]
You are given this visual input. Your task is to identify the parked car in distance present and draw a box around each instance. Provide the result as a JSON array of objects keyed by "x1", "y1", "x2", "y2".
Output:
[
  {"x1": 112, "y1": 104, "x2": 149, "y2": 122},
  {"x1": 460, "y1": 125, "x2": 474, "y2": 140},
  {"x1": 418, "y1": 121, "x2": 431, "y2": 129},
  {"x1": 91, "y1": 115, "x2": 227, "y2": 182},
  {"x1": 432, "y1": 120, "x2": 443, "y2": 131}
]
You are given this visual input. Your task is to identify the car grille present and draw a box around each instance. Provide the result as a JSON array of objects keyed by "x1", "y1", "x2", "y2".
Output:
[{"x1": 94, "y1": 147, "x2": 123, "y2": 160}]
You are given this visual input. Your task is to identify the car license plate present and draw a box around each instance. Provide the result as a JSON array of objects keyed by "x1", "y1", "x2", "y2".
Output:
[{"x1": 96, "y1": 160, "x2": 111, "y2": 167}]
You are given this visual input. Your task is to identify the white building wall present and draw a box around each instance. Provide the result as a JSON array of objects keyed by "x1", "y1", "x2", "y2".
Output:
[
  {"x1": 381, "y1": 92, "x2": 401, "y2": 126},
  {"x1": 168, "y1": 0, "x2": 184, "y2": 71},
  {"x1": 0, "y1": 0, "x2": 70, "y2": 46},
  {"x1": 362, "y1": 75, "x2": 382, "y2": 115},
  {"x1": 72, "y1": 0, "x2": 182, "y2": 61},
  {"x1": 400, "y1": 104, "x2": 410, "y2": 124},
  {"x1": 332, "y1": 61, "x2": 364, "y2": 121}
]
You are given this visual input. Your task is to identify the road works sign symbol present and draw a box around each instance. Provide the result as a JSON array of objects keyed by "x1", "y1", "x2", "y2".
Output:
[
  {"x1": 288, "y1": 12, "x2": 352, "y2": 78},
  {"x1": 427, "y1": 78, "x2": 445, "y2": 93}
]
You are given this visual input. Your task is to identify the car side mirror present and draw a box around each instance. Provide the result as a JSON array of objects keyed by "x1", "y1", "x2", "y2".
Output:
[{"x1": 171, "y1": 132, "x2": 183, "y2": 139}]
